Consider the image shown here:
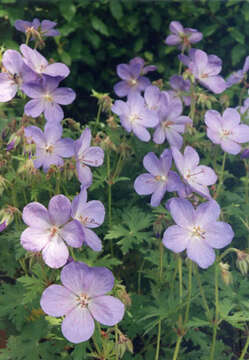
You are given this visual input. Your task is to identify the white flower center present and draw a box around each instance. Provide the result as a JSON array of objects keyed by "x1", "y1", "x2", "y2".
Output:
[
  {"x1": 220, "y1": 128, "x2": 232, "y2": 139},
  {"x1": 129, "y1": 113, "x2": 140, "y2": 124},
  {"x1": 190, "y1": 225, "x2": 205, "y2": 239},
  {"x1": 129, "y1": 79, "x2": 137, "y2": 86},
  {"x1": 50, "y1": 225, "x2": 59, "y2": 237},
  {"x1": 44, "y1": 93, "x2": 53, "y2": 102},
  {"x1": 155, "y1": 175, "x2": 167, "y2": 182},
  {"x1": 45, "y1": 144, "x2": 54, "y2": 154},
  {"x1": 78, "y1": 215, "x2": 99, "y2": 226},
  {"x1": 77, "y1": 294, "x2": 89, "y2": 308}
]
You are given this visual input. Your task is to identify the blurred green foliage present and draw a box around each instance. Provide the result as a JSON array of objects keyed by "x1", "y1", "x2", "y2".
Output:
[{"x1": 0, "y1": 0, "x2": 249, "y2": 120}]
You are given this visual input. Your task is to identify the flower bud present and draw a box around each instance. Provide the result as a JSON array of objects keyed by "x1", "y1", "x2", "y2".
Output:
[
  {"x1": 235, "y1": 250, "x2": 249, "y2": 276},
  {"x1": 219, "y1": 262, "x2": 233, "y2": 285}
]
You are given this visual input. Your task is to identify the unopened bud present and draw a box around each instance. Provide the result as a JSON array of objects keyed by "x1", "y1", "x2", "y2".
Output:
[
  {"x1": 236, "y1": 250, "x2": 249, "y2": 276},
  {"x1": 219, "y1": 262, "x2": 233, "y2": 285},
  {"x1": 7, "y1": 133, "x2": 20, "y2": 151}
]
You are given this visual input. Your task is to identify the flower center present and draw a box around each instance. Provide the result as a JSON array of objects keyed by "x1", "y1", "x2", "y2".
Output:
[
  {"x1": 78, "y1": 215, "x2": 99, "y2": 226},
  {"x1": 162, "y1": 120, "x2": 174, "y2": 128},
  {"x1": 50, "y1": 225, "x2": 59, "y2": 237},
  {"x1": 45, "y1": 145, "x2": 54, "y2": 154},
  {"x1": 44, "y1": 93, "x2": 53, "y2": 102},
  {"x1": 185, "y1": 169, "x2": 204, "y2": 181},
  {"x1": 220, "y1": 129, "x2": 232, "y2": 138},
  {"x1": 191, "y1": 225, "x2": 205, "y2": 239},
  {"x1": 129, "y1": 113, "x2": 140, "y2": 124},
  {"x1": 77, "y1": 294, "x2": 89, "y2": 308},
  {"x1": 155, "y1": 175, "x2": 167, "y2": 182},
  {"x1": 129, "y1": 79, "x2": 137, "y2": 86}
]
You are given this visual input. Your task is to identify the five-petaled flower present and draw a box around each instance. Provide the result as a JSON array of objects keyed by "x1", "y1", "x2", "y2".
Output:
[
  {"x1": 172, "y1": 145, "x2": 217, "y2": 198},
  {"x1": 21, "y1": 195, "x2": 84, "y2": 268},
  {"x1": 163, "y1": 198, "x2": 234, "y2": 268},
  {"x1": 134, "y1": 149, "x2": 182, "y2": 207},
  {"x1": 165, "y1": 21, "x2": 203, "y2": 50},
  {"x1": 204, "y1": 108, "x2": 249, "y2": 155},
  {"x1": 40, "y1": 261, "x2": 125, "y2": 343}
]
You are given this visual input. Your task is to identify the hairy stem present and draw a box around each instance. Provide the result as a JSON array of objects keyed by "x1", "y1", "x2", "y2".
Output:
[{"x1": 209, "y1": 263, "x2": 220, "y2": 360}]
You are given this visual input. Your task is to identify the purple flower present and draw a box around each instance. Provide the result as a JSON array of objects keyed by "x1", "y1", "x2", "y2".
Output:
[
  {"x1": 169, "y1": 75, "x2": 191, "y2": 106},
  {"x1": 153, "y1": 92, "x2": 192, "y2": 148},
  {"x1": 0, "y1": 221, "x2": 7, "y2": 232},
  {"x1": 74, "y1": 128, "x2": 104, "y2": 187},
  {"x1": 72, "y1": 188, "x2": 105, "y2": 251},
  {"x1": 240, "y1": 98, "x2": 249, "y2": 117},
  {"x1": 227, "y1": 56, "x2": 249, "y2": 87},
  {"x1": 40, "y1": 261, "x2": 125, "y2": 343},
  {"x1": 204, "y1": 108, "x2": 249, "y2": 155},
  {"x1": 15, "y1": 19, "x2": 59, "y2": 37},
  {"x1": 134, "y1": 149, "x2": 182, "y2": 207},
  {"x1": 144, "y1": 85, "x2": 163, "y2": 113},
  {"x1": 163, "y1": 198, "x2": 234, "y2": 268},
  {"x1": 0, "y1": 49, "x2": 37, "y2": 102},
  {"x1": 24, "y1": 123, "x2": 74, "y2": 172},
  {"x1": 21, "y1": 195, "x2": 84, "y2": 268},
  {"x1": 112, "y1": 93, "x2": 159, "y2": 142},
  {"x1": 165, "y1": 21, "x2": 202, "y2": 50},
  {"x1": 172, "y1": 145, "x2": 217, "y2": 198},
  {"x1": 22, "y1": 75, "x2": 76, "y2": 123},
  {"x1": 180, "y1": 49, "x2": 227, "y2": 94},
  {"x1": 114, "y1": 57, "x2": 156, "y2": 97},
  {"x1": 20, "y1": 44, "x2": 69, "y2": 78}
]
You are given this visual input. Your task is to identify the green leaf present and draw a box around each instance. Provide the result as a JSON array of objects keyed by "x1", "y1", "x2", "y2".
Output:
[
  {"x1": 91, "y1": 16, "x2": 109, "y2": 36},
  {"x1": 231, "y1": 44, "x2": 246, "y2": 66},
  {"x1": 110, "y1": 0, "x2": 123, "y2": 20},
  {"x1": 59, "y1": 2, "x2": 76, "y2": 22},
  {"x1": 229, "y1": 27, "x2": 245, "y2": 44}
]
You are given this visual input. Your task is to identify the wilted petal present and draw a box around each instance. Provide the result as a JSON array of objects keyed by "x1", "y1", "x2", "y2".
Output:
[
  {"x1": 163, "y1": 225, "x2": 190, "y2": 252},
  {"x1": 42, "y1": 236, "x2": 69, "y2": 268},
  {"x1": 62, "y1": 307, "x2": 94, "y2": 344},
  {"x1": 89, "y1": 295, "x2": 125, "y2": 326},
  {"x1": 61, "y1": 220, "x2": 84, "y2": 248},
  {"x1": 40, "y1": 284, "x2": 76, "y2": 317},
  {"x1": 22, "y1": 202, "x2": 50, "y2": 228},
  {"x1": 21, "y1": 227, "x2": 50, "y2": 252},
  {"x1": 187, "y1": 238, "x2": 215, "y2": 269}
]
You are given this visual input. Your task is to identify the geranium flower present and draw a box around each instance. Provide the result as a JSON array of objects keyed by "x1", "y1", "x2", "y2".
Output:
[
  {"x1": 227, "y1": 56, "x2": 249, "y2": 87},
  {"x1": 163, "y1": 198, "x2": 234, "y2": 268},
  {"x1": 204, "y1": 108, "x2": 249, "y2": 155},
  {"x1": 153, "y1": 92, "x2": 192, "y2": 148},
  {"x1": 72, "y1": 188, "x2": 105, "y2": 251},
  {"x1": 112, "y1": 92, "x2": 159, "y2": 142},
  {"x1": 22, "y1": 75, "x2": 76, "y2": 123},
  {"x1": 114, "y1": 57, "x2": 156, "y2": 97},
  {"x1": 24, "y1": 122, "x2": 74, "y2": 172},
  {"x1": 21, "y1": 195, "x2": 84, "y2": 268},
  {"x1": 179, "y1": 49, "x2": 227, "y2": 94},
  {"x1": 172, "y1": 145, "x2": 217, "y2": 198},
  {"x1": 20, "y1": 44, "x2": 69, "y2": 78},
  {"x1": 74, "y1": 128, "x2": 104, "y2": 187},
  {"x1": 0, "y1": 49, "x2": 37, "y2": 102},
  {"x1": 165, "y1": 21, "x2": 202, "y2": 50},
  {"x1": 40, "y1": 261, "x2": 125, "y2": 343},
  {"x1": 134, "y1": 149, "x2": 182, "y2": 207},
  {"x1": 15, "y1": 19, "x2": 59, "y2": 37}
]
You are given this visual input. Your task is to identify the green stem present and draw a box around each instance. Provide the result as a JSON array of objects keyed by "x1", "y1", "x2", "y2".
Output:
[
  {"x1": 218, "y1": 247, "x2": 238, "y2": 262},
  {"x1": 184, "y1": 260, "x2": 192, "y2": 325},
  {"x1": 106, "y1": 151, "x2": 113, "y2": 254},
  {"x1": 239, "y1": 333, "x2": 249, "y2": 360},
  {"x1": 155, "y1": 319, "x2": 161, "y2": 360},
  {"x1": 195, "y1": 265, "x2": 211, "y2": 320},
  {"x1": 178, "y1": 255, "x2": 183, "y2": 302},
  {"x1": 189, "y1": 84, "x2": 196, "y2": 123},
  {"x1": 155, "y1": 241, "x2": 164, "y2": 359},
  {"x1": 216, "y1": 152, "x2": 227, "y2": 199},
  {"x1": 209, "y1": 263, "x2": 219, "y2": 360},
  {"x1": 94, "y1": 103, "x2": 102, "y2": 135},
  {"x1": 115, "y1": 324, "x2": 119, "y2": 360},
  {"x1": 173, "y1": 336, "x2": 183, "y2": 360}
]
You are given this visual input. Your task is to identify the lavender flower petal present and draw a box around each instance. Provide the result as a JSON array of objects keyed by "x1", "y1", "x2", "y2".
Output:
[
  {"x1": 48, "y1": 195, "x2": 71, "y2": 226},
  {"x1": 40, "y1": 284, "x2": 76, "y2": 317},
  {"x1": 89, "y1": 295, "x2": 125, "y2": 326}
]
